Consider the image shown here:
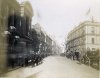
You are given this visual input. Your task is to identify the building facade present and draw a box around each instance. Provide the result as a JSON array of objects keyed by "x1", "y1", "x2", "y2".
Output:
[
  {"x1": 0, "y1": 0, "x2": 33, "y2": 73},
  {"x1": 0, "y1": 0, "x2": 21, "y2": 73},
  {"x1": 32, "y1": 24, "x2": 53, "y2": 55},
  {"x1": 20, "y1": 1, "x2": 33, "y2": 37},
  {"x1": 66, "y1": 21, "x2": 100, "y2": 56}
]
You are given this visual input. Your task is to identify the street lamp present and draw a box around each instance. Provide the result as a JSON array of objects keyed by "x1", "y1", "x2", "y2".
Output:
[
  {"x1": 15, "y1": 36, "x2": 20, "y2": 39},
  {"x1": 4, "y1": 31, "x2": 11, "y2": 35},
  {"x1": 10, "y1": 26, "x2": 16, "y2": 30},
  {"x1": 1, "y1": 31, "x2": 11, "y2": 37},
  {"x1": 38, "y1": 43, "x2": 42, "y2": 53}
]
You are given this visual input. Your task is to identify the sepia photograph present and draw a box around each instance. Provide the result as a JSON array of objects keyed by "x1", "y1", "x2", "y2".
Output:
[{"x1": 0, "y1": 0, "x2": 100, "y2": 78}]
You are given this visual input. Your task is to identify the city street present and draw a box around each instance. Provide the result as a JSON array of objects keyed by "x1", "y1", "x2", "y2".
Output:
[
  {"x1": 5, "y1": 56, "x2": 99, "y2": 78},
  {"x1": 27, "y1": 56, "x2": 99, "y2": 78},
  {"x1": 0, "y1": 0, "x2": 100, "y2": 78}
]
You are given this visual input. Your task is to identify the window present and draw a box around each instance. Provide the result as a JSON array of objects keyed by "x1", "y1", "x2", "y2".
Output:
[
  {"x1": 91, "y1": 27, "x2": 95, "y2": 34},
  {"x1": 92, "y1": 38, "x2": 95, "y2": 44}
]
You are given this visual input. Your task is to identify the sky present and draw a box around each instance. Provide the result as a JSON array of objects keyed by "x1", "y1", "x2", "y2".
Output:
[{"x1": 18, "y1": 0, "x2": 100, "y2": 46}]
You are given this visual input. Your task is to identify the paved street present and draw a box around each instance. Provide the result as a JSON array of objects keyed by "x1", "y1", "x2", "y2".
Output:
[
  {"x1": 4, "y1": 56, "x2": 99, "y2": 78},
  {"x1": 28, "y1": 56, "x2": 99, "y2": 78},
  {"x1": 4, "y1": 64, "x2": 42, "y2": 78}
]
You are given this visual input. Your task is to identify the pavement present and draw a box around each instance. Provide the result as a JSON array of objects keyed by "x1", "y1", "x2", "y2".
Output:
[
  {"x1": 2, "y1": 56, "x2": 99, "y2": 78},
  {"x1": 2, "y1": 65, "x2": 42, "y2": 78}
]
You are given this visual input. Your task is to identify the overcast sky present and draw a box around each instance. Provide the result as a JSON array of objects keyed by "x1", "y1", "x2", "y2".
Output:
[{"x1": 18, "y1": 0, "x2": 100, "y2": 46}]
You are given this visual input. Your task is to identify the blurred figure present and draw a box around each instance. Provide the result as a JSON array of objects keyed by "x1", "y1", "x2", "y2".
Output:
[{"x1": 75, "y1": 52, "x2": 80, "y2": 61}]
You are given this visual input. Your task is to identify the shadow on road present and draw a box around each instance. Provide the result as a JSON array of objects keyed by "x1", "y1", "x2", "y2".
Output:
[{"x1": 27, "y1": 71, "x2": 42, "y2": 78}]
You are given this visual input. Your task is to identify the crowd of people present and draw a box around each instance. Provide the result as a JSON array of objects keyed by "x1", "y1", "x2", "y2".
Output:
[{"x1": 66, "y1": 51, "x2": 81, "y2": 61}]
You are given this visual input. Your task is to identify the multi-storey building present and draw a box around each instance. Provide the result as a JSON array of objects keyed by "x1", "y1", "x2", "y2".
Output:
[
  {"x1": 0, "y1": 0, "x2": 20, "y2": 73},
  {"x1": 0, "y1": 0, "x2": 33, "y2": 73},
  {"x1": 66, "y1": 21, "x2": 100, "y2": 56},
  {"x1": 20, "y1": 1, "x2": 33, "y2": 37},
  {"x1": 32, "y1": 24, "x2": 53, "y2": 54}
]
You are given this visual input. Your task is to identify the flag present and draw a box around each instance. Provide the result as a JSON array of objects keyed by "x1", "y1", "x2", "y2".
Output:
[
  {"x1": 86, "y1": 8, "x2": 91, "y2": 16},
  {"x1": 37, "y1": 9, "x2": 41, "y2": 19}
]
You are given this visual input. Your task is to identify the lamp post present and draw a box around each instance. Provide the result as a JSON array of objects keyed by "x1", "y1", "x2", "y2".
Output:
[{"x1": 38, "y1": 43, "x2": 42, "y2": 54}]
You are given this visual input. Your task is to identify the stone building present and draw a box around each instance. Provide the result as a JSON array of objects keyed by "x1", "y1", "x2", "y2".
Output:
[
  {"x1": 32, "y1": 23, "x2": 53, "y2": 55},
  {"x1": 20, "y1": 1, "x2": 33, "y2": 37},
  {"x1": 0, "y1": 0, "x2": 20, "y2": 73},
  {"x1": 0, "y1": 0, "x2": 33, "y2": 73},
  {"x1": 66, "y1": 21, "x2": 100, "y2": 56}
]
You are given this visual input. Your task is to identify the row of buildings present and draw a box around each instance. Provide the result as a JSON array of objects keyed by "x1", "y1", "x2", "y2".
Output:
[
  {"x1": 32, "y1": 23, "x2": 61, "y2": 55},
  {"x1": 0, "y1": 0, "x2": 61, "y2": 74},
  {"x1": 65, "y1": 21, "x2": 100, "y2": 57},
  {"x1": 32, "y1": 23, "x2": 52, "y2": 54}
]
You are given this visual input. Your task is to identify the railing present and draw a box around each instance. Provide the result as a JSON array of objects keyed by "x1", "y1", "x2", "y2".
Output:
[{"x1": 81, "y1": 53, "x2": 99, "y2": 70}]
